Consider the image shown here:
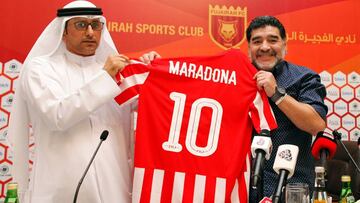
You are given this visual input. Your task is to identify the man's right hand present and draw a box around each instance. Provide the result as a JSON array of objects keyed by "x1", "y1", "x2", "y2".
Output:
[{"x1": 103, "y1": 55, "x2": 130, "y2": 78}]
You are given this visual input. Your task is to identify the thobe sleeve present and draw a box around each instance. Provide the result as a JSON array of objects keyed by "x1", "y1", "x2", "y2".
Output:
[
  {"x1": 22, "y1": 58, "x2": 121, "y2": 131},
  {"x1": 8, "y1": 85, "x2": 31, "y2": 196}
]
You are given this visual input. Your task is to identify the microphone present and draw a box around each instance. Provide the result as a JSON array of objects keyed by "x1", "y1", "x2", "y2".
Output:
[
  {"x1": 332, "y1": 130, "x2": 360, "y2": 173},
  {"x1": 311, "y1": 131, "x2": 337, "y2": 167},
  {"x1": 73, "y1": 130, "x2": 109, "y2": 203},
  {"x1": 251, "y1": 129, "x2": 272, "y2": 190},
  {"x1": 272, "y1": 144, "x2": 299, "y2": 203}
]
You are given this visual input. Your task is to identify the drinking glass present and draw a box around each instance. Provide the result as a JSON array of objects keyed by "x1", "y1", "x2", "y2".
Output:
[{"x1": 285, "y1": 183, "x2": 309, "y2": 203}]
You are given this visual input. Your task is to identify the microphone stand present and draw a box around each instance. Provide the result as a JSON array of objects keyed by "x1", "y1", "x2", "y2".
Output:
[
  {"x1": 319, "y1": 149, "x2": 329, "y2": 168},
  {"x1": 73, "y1": 131, "x2": 108, "y2": 203},
  {"x1": 272, "y1": 169, "x2": 289, "y2": 203},
  {"x1": 255, "y1": 170, "x2": 264, "y2": 203},
  {"x1": 332, "y1": 130, "x2": 360, "y2": 173},
  {"x1": 251, "y1": 129, "x2": 270, "y2": 201},
  {"x1": 252, "y1": 153, "x2": 264, "y2": 202}
]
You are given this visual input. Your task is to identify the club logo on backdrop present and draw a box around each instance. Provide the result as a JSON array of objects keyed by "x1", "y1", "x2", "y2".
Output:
[
  {"x1": 208, "y1": 5, "x2": 247, "y2": 49},
  {"x1": 278, "y1": 149, "x2": 293, "y2": 161}
]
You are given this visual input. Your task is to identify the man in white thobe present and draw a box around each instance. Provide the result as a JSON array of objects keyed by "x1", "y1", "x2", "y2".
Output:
[{"x1": 9, "y1": 1, "x2": 136, "y2": 202}]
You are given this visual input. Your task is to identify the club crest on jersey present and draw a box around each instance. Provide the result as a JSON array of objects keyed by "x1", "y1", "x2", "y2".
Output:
[{"x1": 208, "y1": 5, "x2": 247, "y2": 50}]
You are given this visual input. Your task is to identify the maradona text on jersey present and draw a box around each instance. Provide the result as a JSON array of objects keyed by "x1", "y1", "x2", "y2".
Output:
[{"x1": 169, "y1": 60, "x2": 237, "y2": 85}]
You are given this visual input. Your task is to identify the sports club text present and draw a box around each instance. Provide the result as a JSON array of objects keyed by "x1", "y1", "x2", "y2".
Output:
[{"x1": 107, "y1": 21, "x2": 204, "y2": 37}]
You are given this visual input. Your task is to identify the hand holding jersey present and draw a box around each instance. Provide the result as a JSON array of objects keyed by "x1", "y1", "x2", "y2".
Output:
[
  {"x1": 253, "y1": 70, "x2": 277, "y2": 97},
  {"x1": 139, "y1": 51, "x2": 161, "y2": 64},
  {"x1": 103, "y1": 54, "x2": 130, "y2": 78}
]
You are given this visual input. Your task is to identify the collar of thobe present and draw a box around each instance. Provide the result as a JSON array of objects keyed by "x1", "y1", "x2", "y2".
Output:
[{"x1": 64, "y1": 49, "x2": 97, "y2": 67}]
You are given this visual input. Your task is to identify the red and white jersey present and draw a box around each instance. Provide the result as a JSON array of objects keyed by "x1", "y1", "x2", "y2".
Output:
[{"x1": 115, "y1": 49, "x2": 277, "y2": 203}]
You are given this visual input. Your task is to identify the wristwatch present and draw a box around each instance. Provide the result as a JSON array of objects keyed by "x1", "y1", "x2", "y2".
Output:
[{"x1": 270, "y1": 86, "x2": 286, "y2": 105}]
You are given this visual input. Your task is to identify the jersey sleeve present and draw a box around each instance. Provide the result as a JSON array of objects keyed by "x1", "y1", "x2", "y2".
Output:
[
  {"x1": 114, "y1": 62, "x2": 150, "y2": 106},
  {"x1": 249, "y1": 90, "x2": 277, "y2": 133}
]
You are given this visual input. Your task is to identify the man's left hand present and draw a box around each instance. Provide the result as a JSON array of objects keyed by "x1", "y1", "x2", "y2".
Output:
[{"x1": 139, "y1": 51, "x2": 161, "y2": 64}]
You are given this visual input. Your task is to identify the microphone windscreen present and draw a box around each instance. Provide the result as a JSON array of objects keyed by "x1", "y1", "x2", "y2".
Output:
[
  {"x1": 100, "y1": 130, "x2": 109, "y2": 141},
  {"x1": 251, "y1": 135, "x2": 272, "y2": 160},
  {"x1": 311, "y1": 133, "x2": 337, "y2": 159},
  {"x1": 273, "y1": 144, "x2": 299, "y2": 178}
]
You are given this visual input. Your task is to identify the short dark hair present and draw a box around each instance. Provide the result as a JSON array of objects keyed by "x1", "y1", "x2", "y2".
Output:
[{"x1": 246, "y1": 16, "x2": 286, "y2": 42}]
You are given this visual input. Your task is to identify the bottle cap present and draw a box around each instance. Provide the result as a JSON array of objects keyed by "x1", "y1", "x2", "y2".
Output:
[
  {"x1": 315, "y1": 166, "x2": 325, "y2": 173},
  {"x1": 341, "y1": 175, "x2": 351, "y2": 182},
  {"x1": 7, "y1": 182, "x2": 18, "y2": 190}
]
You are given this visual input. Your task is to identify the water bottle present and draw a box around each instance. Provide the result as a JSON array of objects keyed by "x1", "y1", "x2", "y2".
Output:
[
  {"x1": 4, "y1": 182, "x2": 19, "y2": 203},
  {"x1": 339, "y1": 175, "x2": 355, "y2": 203}
]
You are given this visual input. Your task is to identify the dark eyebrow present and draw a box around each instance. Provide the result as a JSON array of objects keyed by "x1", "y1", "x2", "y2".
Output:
[
  {"x1": 251, "y1": 34, "x2": 280, "y2": 42},
  {"x1": 250, "y1": 36, "x2": 262, "y2": 41},
  {"x1": 268, "y1": 34, "x2": 280, "y2": 39},
  {"x1": 73, "y1": 18, "x2": 101, "y2": 22}
]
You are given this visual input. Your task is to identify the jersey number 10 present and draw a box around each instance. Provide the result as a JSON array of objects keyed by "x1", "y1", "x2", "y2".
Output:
[{"x1": 162, "y1": 92, "x2": 223, "y2": 157}]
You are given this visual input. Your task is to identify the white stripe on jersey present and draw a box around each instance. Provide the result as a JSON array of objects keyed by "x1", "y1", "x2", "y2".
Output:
[
  {"x1": 253, "y1": 92, "x2": 271, "y2": 130},
  {"x1": 133, "y1": 167, "x2": 249, "y2": 202},
  {"x1": 120, "y1": 95, "x2": 139, "y2": 106},
  {"x1": 119, "y1": 72, "x2": 149, "y2": 92},
  {"x1": 231, "y1": 179, "x2": 240, "y2": 203},
  {"x1": 133, "y1": 167, "x2": 145, "y2": 203},
  {"x1": 172, "y1": 172, "x2": 185, "y2": 202},
  {"x1": 244, "y1": 153, "x2": 251, "y2": 199},
  {"x1": 193, "y1": 174, "x2": 206, "y2": 202},
  {"x1": 215, "y1": 177, "x2": 226, "y2": 203},
  {"x1": 150, "y1": 169, "x2": 165, "y2": 203}
]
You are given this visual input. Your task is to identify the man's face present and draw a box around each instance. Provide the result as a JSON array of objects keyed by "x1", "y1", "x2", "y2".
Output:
[
  {"x1": 248, "y1": 25, "x2": 287, "y2": 71},
  {"x1": 63, "y1": 17, "x2": 102, "y2": 56}
]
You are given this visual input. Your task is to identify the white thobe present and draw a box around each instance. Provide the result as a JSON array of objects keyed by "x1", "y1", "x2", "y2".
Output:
[{"x1": 12, "y1": 50, "x2": 133, "y2": 203}]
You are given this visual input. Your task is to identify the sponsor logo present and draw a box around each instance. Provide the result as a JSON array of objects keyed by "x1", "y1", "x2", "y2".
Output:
[
  {"x1": 9, "y1": 63, "x2": 18, "y2": 71},
  {"x1": 4, "y1": 95, "x2": 13, "y2": 106},
  {"x1": 0, "y1": 165, "x2": 9, "y2": 175},
  {"x1": 278, "y1": 149, "x2": 293, "y2": 161},
  {"x1": 256, "y1": 137, "x2": 265, "y2": 146}
]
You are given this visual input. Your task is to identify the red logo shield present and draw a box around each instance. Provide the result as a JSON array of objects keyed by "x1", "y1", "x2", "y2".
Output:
[{"x1": 209, "y1": 5, "x2": 247, "y2": 49}]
